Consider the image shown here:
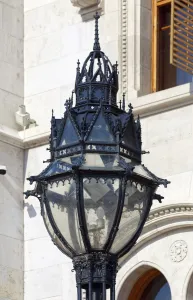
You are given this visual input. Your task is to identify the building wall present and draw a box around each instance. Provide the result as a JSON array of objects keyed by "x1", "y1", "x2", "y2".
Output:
[
  {"x1": 0, "y1": 140, "x2": 24, "y2": 300},
  {"x1": 0, "y1": 0, "x2": 24, "y2": 299},
  {"x1": 116, "y1": 102, "x2": 193, "y2": 300},
  {"x1": 22, "y1": 1, "x2": 193, "y2": 299},
  {"x1": 0, "y1": 0, "x2": 24, "y2": 129},
  {"x1": 0, "y1": 0, "x2": 193, "y2": 300}
]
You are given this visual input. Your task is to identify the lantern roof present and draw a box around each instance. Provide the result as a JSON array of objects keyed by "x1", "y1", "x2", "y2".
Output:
[{"x1": 74, "y1": 12, "x2": 118, "y2": 108}]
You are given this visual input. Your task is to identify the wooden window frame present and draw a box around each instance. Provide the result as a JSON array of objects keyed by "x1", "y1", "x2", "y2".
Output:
[
  {"x1": 152, "y1": 0, "x2": 172, "y2": 92},
  {"x1": 128, "y1": 269, "x2": 160, "y2": 300},
  {"x1": 170, "y1": 0, "x2": 193, "y2": 74}
]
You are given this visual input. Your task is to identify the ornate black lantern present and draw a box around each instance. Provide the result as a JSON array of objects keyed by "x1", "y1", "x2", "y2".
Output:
[{"x1": 25, "y1": 13, "x2": 169, "y2": 300}]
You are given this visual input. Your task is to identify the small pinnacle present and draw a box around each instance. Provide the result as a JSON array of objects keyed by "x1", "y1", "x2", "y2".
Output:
[
  {"x1": 122, "y1": 93, "x2": 126, "y2": 111},
  {"x1": 128, "y1": 103, "x2": 133, "y2": 111},
  {"x1": 71, "y1": 90, "x2": 74, "y2": 101},
  {"x1": 93, "y1": 12, "x2": 101, "y2": 51},
  {"x1": 77, "y1": 59, "x2": 80, "y2": 72}
]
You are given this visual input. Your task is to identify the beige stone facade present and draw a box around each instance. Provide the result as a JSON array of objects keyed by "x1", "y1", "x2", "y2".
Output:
[{"x1": 0, "y1": 0, "x2": 193, "y2": 299}]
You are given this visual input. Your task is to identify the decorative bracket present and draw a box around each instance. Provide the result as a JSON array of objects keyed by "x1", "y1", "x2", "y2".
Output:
[{"x1": 71, "y1": 0, "x2": 104, "y2": 21}]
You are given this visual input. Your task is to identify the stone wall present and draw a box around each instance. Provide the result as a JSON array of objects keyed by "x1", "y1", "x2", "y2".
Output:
[
  {"x1": 0, "y1": 1, "x2": 24, "y2": 299},
  {"x1": 0, "y1": 140, "x2": 24, "y2": 300},
  {"x1": 0, "y1": 0, "x2": 24, "y2": 129},
  {"x1": 0, "y1": 0, "x2": 193, "y2": 299}
]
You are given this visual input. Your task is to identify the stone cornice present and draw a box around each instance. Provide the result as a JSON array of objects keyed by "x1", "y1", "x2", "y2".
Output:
[
  {"x1": 133, "y1": 83, "x2": 193, "y2": 118},
  {"x1": 0, "y1": 124, "x2": 23, "y2": 149},
  {"x1": 147, "y1": 204, "x2": 193, "y2": 222},
  {"x1": 1, "y1": 84, "x2": 193, "y2": 149}
]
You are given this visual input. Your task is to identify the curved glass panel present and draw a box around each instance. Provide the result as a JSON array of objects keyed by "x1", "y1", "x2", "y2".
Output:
[
  {"x1": 83, "y1": 178, "x2": 120, "y2": 249},
  {"x1": 87, "y1": 112, "x2": 115, "y2": 143},
  {"x1": 59, "y1": 117, "x2": 79, "y2": 146},
  {"x1": 110, "y1": 181, "x2": 151, "y2": 253},
  {"x1": 46, "y1": 178, "x2": 85, "y2": 254},
  {"x1": 81, "y1": 154, "x2": 123, "y2": 170},
  {"x1": 42, "y1": 202, "x2": 73, "y2": 258},
  {"x1": 61, "y1": 155, "x2": 82, "y2": 165},
  {"x1": 141, "y1": 273, "x2": 171, "y2": 300}
]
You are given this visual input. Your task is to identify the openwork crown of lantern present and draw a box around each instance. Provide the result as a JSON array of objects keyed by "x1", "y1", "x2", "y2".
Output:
[{"x1": 25, "y1": 12, "x2": 170, "y2": 300}]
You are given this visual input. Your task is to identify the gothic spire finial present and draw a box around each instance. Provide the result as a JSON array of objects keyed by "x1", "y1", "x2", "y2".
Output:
[{"x1": 93, "y1": 12, "x2": 101, "y2": 51}]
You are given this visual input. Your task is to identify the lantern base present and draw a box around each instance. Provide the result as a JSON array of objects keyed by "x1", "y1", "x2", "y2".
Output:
[{"x1": 73, "y1": 252, "x2": 118, "y2": 300}]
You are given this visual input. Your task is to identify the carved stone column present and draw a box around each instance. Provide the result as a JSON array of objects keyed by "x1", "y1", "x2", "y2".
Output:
[{"x1": 71, "y1": 0, "x2": 104, "y2": 21}]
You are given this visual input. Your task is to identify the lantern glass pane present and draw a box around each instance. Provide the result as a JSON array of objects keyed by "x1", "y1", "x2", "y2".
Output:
[
  {"x1": 59, "y1": 117, "x2": 79, "y2": 146},
  {"x1": 42, "y1": 202, "x2": 73, "y2": 258},
  {"x1": 110, "y1": 181, "x2": 151, "y2": 253},
  {"x1": 46, "y1": 178, "x2": 85, "y2": 254},
  {"x1": 83, "y1": 177, "x2": 120, "y2": 249},
  {"x1": 81, "y1": 154, "x2": 123, "y2": 170},
  {"x1": 88, "y1": 112, "x2": 115, "y2": 143}
]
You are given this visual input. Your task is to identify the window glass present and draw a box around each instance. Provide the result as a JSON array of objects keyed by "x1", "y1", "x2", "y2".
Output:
[{"x1": 140, "y1": 274, "x2": 171, "y2": 300}]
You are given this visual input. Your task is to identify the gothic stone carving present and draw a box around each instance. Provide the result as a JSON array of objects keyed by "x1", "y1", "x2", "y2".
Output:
[
  {"x1": 170, "y1": 240, "x2": 188, "y2": 262},
  {"x1": 71, "y1": 0, "x2": 103, "y2": 21}
]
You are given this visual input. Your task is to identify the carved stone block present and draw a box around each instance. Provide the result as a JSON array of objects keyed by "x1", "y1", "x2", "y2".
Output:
[
  {"x1": 71, "y1": 0, "x2": 104, "y2": 21},
  {"x1": 71, "y1": 0, "x2": 100, "y2": 8}
]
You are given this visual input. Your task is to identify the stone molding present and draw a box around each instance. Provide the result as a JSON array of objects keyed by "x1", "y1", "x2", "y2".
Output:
[
  {"x1": 71, "y1": 0, "x2": 104, "y2": 21},
  {"x1": 147, "y1": 204, "x2": 193, "y2": 222},
  {"x1": 120, "y1": 0, "x2": 128, "y2": 95}
]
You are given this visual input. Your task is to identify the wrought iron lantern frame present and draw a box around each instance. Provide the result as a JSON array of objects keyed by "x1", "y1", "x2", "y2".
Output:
[{"x1": 25, "y1": 12, "x2": 170, "y2": 300}]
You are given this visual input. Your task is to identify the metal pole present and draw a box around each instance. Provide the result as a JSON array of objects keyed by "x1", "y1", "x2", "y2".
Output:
[
  {"x1": 102, "y1": 282, "x2": 106, "y2": 300},
  {"x1": 110, "y1": 280, "x2": 116, "y2": 300},
  {"x1": 77, "y1": 284, "x2": 82, "y2": 300}
]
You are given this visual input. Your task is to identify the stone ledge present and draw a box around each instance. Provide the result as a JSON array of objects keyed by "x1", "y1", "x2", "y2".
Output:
[
  {"x1": 0, "y1": 124, "x2": 23, "y2": 149},
  {"x1": 71, "y1": 0, "x2": 104, "y2": 21},
  {"x1": 133, "y1": 82, "x2": 193, "y2": 118}
]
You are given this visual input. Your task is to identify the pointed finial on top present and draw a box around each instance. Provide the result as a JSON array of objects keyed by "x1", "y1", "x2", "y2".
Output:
[{"x1": 93, "y1": 12, "x2": 101, "y2": 51}]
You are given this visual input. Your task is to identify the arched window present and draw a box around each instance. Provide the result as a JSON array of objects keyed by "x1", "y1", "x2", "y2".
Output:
[{"x1": 128, "y1": 269, "x2": 171, "y2": 300}]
